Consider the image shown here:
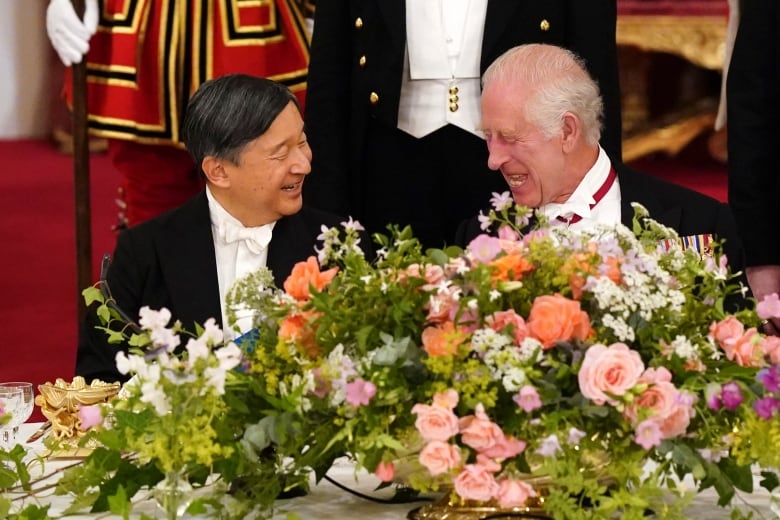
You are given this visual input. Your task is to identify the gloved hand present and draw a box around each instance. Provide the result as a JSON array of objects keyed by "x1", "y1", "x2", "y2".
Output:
[{"x1": 46, "y1": 0, "x2": 99, "y2": 66}]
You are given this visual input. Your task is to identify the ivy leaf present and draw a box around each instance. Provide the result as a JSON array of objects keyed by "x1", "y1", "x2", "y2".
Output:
[{"x1": 107, "y1": 485, "x2": 130, "y2": 519}]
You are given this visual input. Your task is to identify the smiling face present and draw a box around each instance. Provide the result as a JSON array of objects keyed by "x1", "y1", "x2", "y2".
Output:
[
  {"x1": 208, "y1": 102, "x2": 312, "y2": 226},
  {"x1": 480, "y1": 80, "x2": 577, "y2": 208}
]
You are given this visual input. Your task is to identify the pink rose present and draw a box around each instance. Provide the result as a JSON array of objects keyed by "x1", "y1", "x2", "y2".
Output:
[
  {"x1": 412, "y1": 403, "x2": 460, "y2": 442},
  {"x1": 496, "y1": 479, "x2": 536, "y2": 508},
  {"x1": 419, "y1": 440, "x2": 461, "y2": 476},
  {"x1": 453, "y1": 464, "x2": 499, "y2": 502},
  {"x1": 486, "y1": 309, "x2": 529, "y2": 345},
  {"x1": 479, "y1": 434, "x2": 527, "y2": 460},
  {"x1": 458, "y1": 404, "x2": 504, "y2": 451},
  {"x1": 578, "y1": 343, "x2": 644, "y2": 405},
  {"x1": 374, "y1": 461, "x2": 395, "y2": 482}
]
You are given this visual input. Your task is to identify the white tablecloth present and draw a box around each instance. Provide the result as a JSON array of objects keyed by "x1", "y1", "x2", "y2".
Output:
[{"x1": 6, "y1": 423, "x2": 779, "y2": 519}]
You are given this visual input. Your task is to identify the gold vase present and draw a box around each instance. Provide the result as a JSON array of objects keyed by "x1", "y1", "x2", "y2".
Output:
[{"x1": 407, "y1": 475, "x2": 552, "y2": 520}]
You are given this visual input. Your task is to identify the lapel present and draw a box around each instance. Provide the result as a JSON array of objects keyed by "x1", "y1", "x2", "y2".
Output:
[
  {"x1": 482, "y1": 0, "x2": 525, "y2": 69},
  {"x1": 155, "y1": 192, "x2": 223, "y2": 327}
]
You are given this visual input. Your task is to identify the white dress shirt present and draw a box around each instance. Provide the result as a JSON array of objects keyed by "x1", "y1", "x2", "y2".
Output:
[
  {"x1": 398, "y1": 0, "x2": 487, "y2": 138},
  {"x1": 539, "y1": 146, "x2": 622, "y2": 232},
  {"x1": 207, "y1": 187, "x2": 275, "y2": 337}
]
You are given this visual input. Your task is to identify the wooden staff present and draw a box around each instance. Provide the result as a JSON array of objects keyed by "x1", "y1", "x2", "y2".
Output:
[{"x1": 71, "y1": 0, "x2": 92, "y2": 323}]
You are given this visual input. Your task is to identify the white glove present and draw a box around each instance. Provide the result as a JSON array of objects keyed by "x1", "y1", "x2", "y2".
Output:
[{"x1": 46, "y1": 0, "x2": 99, "y2": 66}]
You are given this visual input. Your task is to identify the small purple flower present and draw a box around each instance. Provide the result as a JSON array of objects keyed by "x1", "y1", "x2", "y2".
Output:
[
  {"x1": 705, "y1": 383, "x2": 722, "y2": 411},
  {"x1": 720, "y1": 382, "x2": 743, "y2": 411},
  {"x1": 513, "y1": 385, "x2": 542, "y2": 413},
  {"x1": 535, "y1": 434, "x2": 561, "y2": 457},
  {"x1": 757, "y1": 366, "x2": 780, "y2": 394},
  {"x1": 468, "y1": 234, "x2": 503, "y2": 263},
  {"x1": 78, "y1": 404, "x2": 104, "y2": 431},
  {"x1": 753, "y1": 397, "x2": 780, "y2": 420},
  {"x1": 757, "y1": 293, "x2": 780, "y2": 320},
  {"x1": 567, "y1": 428, "x2": 586, "y2": 446},
  {"x1": 634, "y1": 419, "x2": 663, "y2": 450},
  {"x1": 345, "y1": 379, "x2": 376, "y2": 407}
]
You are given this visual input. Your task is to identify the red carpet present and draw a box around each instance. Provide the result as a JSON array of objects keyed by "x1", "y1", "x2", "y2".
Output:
[
  {"x1": 1, "y1": 140, "x2": 119, "y2": 421},
  {"x1": 0, "y1": 139, "x2": 726, "y2": 423}
]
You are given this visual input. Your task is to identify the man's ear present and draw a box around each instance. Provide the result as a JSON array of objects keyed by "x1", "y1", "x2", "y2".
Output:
[
  {"x1": 560, "y1": 112, "x2": 580, "y2": 153},
  {"x1": 202, "y1": 156, "x2": 230, "y2": 188}
]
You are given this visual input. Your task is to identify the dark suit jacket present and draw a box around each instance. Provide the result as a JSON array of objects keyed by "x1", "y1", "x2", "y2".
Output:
[
  {"x1": 304, "y1": 0, "x2": 622, "y2": 217},
  {"x1": 455, "y1": 161, "x2": 745, "y2": 274},
  {"x1": 76, "y1": 192, "x2": 346, "y2": 383},
  {"x1": 726, "y1": 0, "x2": 780, "y2": 267}
]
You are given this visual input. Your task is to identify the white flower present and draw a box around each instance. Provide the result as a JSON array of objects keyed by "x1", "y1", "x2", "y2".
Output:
[{"x1": 138, "y1": 306, "x2": 172, "y2": 331}]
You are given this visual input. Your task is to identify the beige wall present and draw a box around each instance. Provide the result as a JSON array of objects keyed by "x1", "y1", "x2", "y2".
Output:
[{"x1": 0, "y1": 1, "x2": 51, "y2": 139}]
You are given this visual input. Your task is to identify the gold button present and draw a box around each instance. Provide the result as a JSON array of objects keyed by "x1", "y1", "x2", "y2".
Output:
[
  {"x1": 449, "y1": 95, "x2": 459, "y2": 103},
  {"x1": 355, "y1": 17, "x2": 363, "y2": 29},
  {"x1": 448, "y1": 86, "x2": 459, "y2": 95},
  {"x1": 359, "y1": 55, "x2": 367, "y2": 67},
  {"x1": 540, "y1": 19, "x2": 550, "y2": 31},
  {"x1": 449, "y1": 103, "x2": 459, "y2": 112},
  {"x1": 369, "y1": 92, "x2": 379, "y2": 104}
]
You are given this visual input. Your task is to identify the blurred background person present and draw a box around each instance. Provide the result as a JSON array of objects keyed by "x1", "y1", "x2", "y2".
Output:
[
  {"x1": 726, "y1": 0, "x2": 780, "y2": 334},
  {"x1": 46, "y1": 0, "x2": 313, "y2": 229},
  {"x1": 303, "y1": 1, "x2": 622, "y2": 249}
]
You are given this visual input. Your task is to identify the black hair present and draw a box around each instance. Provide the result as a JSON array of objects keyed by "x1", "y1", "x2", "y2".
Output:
[{"x1": 180, "y1": 74, "x2": 300, "y2": 170}]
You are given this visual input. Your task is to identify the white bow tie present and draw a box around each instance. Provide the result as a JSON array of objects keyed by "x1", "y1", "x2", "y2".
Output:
[{"x1": 220, "y1": 221, "x2": 273, "y2": 254}]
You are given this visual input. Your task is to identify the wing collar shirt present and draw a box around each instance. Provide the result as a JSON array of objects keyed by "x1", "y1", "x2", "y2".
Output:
[
  {"x1": 398, "y1": 0, "x2": 487, "y2": 138},
  {"x1": 207, "y1": 186, "x2": 275, "y2": 337},
  {"x1": 538, "y1": 146, "x2": 621, "y2": 232}
]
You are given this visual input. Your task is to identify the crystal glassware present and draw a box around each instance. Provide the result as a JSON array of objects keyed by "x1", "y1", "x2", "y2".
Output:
[
  {"x1": 0, "y1": 382, "x2": 34, "y2": 446},
  {"x1": 0, "y1": 387, "x2": 24, "y2": 450}
]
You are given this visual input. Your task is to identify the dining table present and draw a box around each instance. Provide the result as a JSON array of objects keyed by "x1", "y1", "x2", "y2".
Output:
[{"x1": 5, "y1": 422, "x2": 779, "y2": 519}]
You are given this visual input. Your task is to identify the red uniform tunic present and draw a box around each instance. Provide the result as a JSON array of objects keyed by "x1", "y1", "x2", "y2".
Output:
[{"x1": 63, "y1": 0, "x2": 311, "y2": 226}]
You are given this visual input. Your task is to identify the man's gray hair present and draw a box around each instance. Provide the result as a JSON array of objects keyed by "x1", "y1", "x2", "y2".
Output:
[{"x1": 482, "y1": 44, "x2": 603, "y2": 145}]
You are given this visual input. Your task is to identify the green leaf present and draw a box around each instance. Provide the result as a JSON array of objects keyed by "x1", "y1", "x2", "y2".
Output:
[
  {"x1": 107, "y1": 485, "x2": 130, "y2": 519},
  {"x1": 82, "y1": 285, "x2": 104, "y2": 305}
]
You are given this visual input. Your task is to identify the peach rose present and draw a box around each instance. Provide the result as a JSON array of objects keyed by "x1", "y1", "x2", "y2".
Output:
[
  {"x1": 458, "y1": 404, "x2": 504, "y2": 452},
  {"x1": 727, "y1": 328, "x2": 762, "y2": 367},
  {"x1": 486, "y1": 309, "x2": 528, "y2": 346},
  {"x1": 762, "y1": 335, "x2": 780, "y2": 364},
  {"x1": 527, "y1": 294, "x2": 593, "y2": 349},
  {"x1": 496, "y1": 479, "x2": 536, "y2": 508},
  {"x1": 421, "y1": 322, "x2": 467, "y2": 357},
  {"x1": 578, "y1": 343, "x2": 644, "y2": 405},
  {"x1": 283, "y1": 256, "x2": 339, "y2": 301},
  {"x1": 453, "y1": 464, "x2": 499, "y2": 502},
  {"x1": 419, "y1": 440, "x2": 461, "y2": 476},
  {"x1": 708, "y1": 316, "x2": 745, "y2": 349},
  {"x1": 412, "y1": 403, "x2": 460, "y2": 442},
  {"x1": 432, "y1": 389, "x2": 459, "y2": 410}
]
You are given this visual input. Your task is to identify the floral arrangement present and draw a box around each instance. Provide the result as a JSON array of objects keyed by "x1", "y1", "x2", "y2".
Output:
[
  {"x1": 231, "y1": 195, "x2": 780, "y2": 519},
  {"x1": 4, "y1": 194, "x2": 780, "y2": 520}
]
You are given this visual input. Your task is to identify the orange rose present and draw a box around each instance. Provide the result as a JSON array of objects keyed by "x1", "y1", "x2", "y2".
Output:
[
  {"x1": 283, "y1": 256, "x2": 339, "y2": 301},
  {"x1": 527, "y1": 294, "x2": 593, "y2": 348},
  {"x1": 489, "y1": 253, "x2": 533, "y2": 282},
  {"x1": 279, "y1": 310, "x2": 320, "y2": 357},
  {"x1": 421, "y1": 322, "x2": 468, "y2": 357}
]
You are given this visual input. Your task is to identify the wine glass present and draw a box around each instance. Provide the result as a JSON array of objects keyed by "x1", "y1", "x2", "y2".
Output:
[
  {"x1": 0, "y1": 387, "x2": 24, "y2": 450},
  {"x1": 0, "y1": 382, "x2": 34, "y2": 447}
]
